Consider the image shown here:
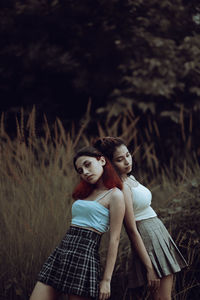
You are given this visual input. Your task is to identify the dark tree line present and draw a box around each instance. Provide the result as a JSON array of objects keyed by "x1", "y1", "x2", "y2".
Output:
[{"x1": 0, "y1": 0, "x2": 200, "y2": 124}]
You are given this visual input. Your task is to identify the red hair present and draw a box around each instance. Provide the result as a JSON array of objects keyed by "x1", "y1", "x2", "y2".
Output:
[
  {"x1": 72, "y1": 179, "x2": 95, "y2": 200},
  {"x1": 72, "y1": 157, "x2": 122, "y2": 200}
]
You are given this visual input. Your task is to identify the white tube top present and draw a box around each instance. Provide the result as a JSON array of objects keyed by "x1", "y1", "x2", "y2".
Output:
[{"x1": 130, "y1": 181, "x2": 157, "y2": 221}]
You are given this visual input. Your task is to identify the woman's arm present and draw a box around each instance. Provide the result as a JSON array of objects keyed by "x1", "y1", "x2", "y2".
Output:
[
  {"x1": 99, "y1": 188, "x2": 125, "y2": 300},
  {"x1": 122, "y1": 183, "x2": 160, "y2": 290}
]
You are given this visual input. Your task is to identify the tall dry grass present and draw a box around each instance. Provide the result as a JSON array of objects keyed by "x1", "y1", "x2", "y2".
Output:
[{"x1": 0, "y1": 105, "x2": 199, "y2": 299}]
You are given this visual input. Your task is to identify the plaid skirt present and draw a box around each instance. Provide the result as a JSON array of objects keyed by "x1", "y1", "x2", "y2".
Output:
[
  {"x1": 38, "y1": 226, "x2": 101, "y2": 299},
  {"x1": 127, "y1": 217, "x2": 188, "y2": 288}
]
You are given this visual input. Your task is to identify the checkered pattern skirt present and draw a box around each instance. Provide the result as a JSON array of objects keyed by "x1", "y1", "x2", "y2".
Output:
[
  {"x1": 38, "y1": 226, "x2": 101, "y2": 299},
  {"x1": 127, "y1": 217, "x2": 188, "y2": 288}
]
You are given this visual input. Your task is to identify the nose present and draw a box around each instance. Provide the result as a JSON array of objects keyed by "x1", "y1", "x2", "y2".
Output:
[
  {"x1": 82, "y1": 167, "x2": 89, "y2": 175},
  {"x1": 124, "y1": 158, "x2": 129, "y2": 165}
]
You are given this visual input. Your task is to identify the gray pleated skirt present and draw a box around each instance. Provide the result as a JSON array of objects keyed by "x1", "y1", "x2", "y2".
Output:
[{"x1": 127, "y1": 217, "x2": 188, "y2": 288}]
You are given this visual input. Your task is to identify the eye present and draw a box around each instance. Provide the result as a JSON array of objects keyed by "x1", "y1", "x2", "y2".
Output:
[
  {"x1": 85, "y1": 162, "x2": 91, "y2": 168},
  {"x1": 116, "y1": 158, "x2": 123, "y2": 162},
  {"x1": 126, "y1": 153, "x2": 130, "y2": 157},
  {"x1": 77, "y1": 168, "x2": 83, "y2": 174}
]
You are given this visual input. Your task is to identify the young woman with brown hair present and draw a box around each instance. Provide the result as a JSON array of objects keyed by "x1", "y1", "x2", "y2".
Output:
[{"x1": 94, "y1": 137, "x2": 187, "y2": 300}]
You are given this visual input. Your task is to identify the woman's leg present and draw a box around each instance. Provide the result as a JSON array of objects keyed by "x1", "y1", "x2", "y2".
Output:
[
  {"x1": 30, "y1": 281, "x2": 61, "y2": 300},
  {"x1": 152, "y1": 274, "x2": 173, "y2": 300},
  {"x1": 30, "y1": 283, "x2": 92, "y2": 300},
  {"x1": 69, "y1": 295, "x2": 92, "y2": 300}
]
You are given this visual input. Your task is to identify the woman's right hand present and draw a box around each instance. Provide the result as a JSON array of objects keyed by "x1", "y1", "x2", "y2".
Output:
[
  {"x1": 147, "y1": 268, "x2": 160, "y2": 292},
  {"x1": 99, "y1": 279, "x2": 111, "y2": 300}
]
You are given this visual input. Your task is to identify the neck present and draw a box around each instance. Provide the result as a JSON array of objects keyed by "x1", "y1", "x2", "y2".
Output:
[
  {"x1": 120, "y1": 173, "x2": 128, "y2": 181},
  {"x1": 94, "y1": 178, "x2": 106, "y2": 191}
]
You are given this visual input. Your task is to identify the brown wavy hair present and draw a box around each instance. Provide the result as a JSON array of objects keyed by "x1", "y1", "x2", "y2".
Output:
[{"x1": 93, "y1": 136, "x2": 125, "y2": 161}]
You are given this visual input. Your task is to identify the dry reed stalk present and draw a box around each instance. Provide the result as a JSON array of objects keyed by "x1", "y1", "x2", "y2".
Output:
[
  {"x1": 97, "y1": 121, "x2": 106, "y2": 137},
  {"x1": 56, "y1": 117, "x2": 67, "y2": 145},
  {"x1": 179, "y1": 104, "x2": 186, "y2": 142},
  {"x1": 20, "y1": 108, "x2": 25, "y2": 140},
  {"x1": 16, "y1": 117, "x2": 21, "y2": 141},
  {"x1": 122, "y1": 114, "x2": 128, "y2": 135},
  {"x1": 73, "y1": 99, "x2": 91, "y2": 148},
  {"x1": 43, "y1": 114, "x2": 51, "y2": 144},
  {"x1": 26, "y1": 106, "x2": 36, "y2": 140},
  {"x1": 107, "y1": 115, "x2": 122, "y2": 136},
  {"x1": 173, "y1": 283, "x2": 200, "y2": 300},
  {"x1": 186, "y1": 111, "x2": 193, "y2": 150},
  {"x1": 147, "y1": 115, "x2": 153, "y2": 133},
  {"x1": 120, "y1": 117, "x2": 140, "y2": 144},
  {"x1": 0, "y1": 112, "x2": 5, "y2": 135},
  {"x1": 131, "y1": 144, "x2": 141, "y2": 157},
  {"x1": 153, "y1": 120, "x2": 160, "y2": 137},
  {"x1": 132, "y1": 128, "x2": 139, "y2": 151},
  {"x1": 174, "y1": 159, "x2": 188, "y2": 186},
  {"x1": 172, "y1": 234, "x2": 198, "y2": 299},
  {"x1": 105, "y1": 103, "x2": 118, "y2": 126},
  {"x1": 144, "y1": 127, "x2": 151, "y2": 142},
  {"x1": 71, "y1": 121, "x2": 75, "y2": 140},
  {"x1": 53, "y1": 121, "x2": 59, "y2": 146},
  {"x1": 41, "y1": 138, "x2": 49, "y2": 154},
  {"x1": 142, "y1": 143, "x2": 159, "y2": 172},
  {"x1": 81, "y1": 134, "x2": 90, "y2": 146},
  {"x1": 169, "y1": 157, "x2": 174, "y2": 172},
  {"x1": 126, "y1": 106, "x2": 135, "y2": 119},
  {"x1": 189, "y1": 111, "x2": 193, "y2": 134}
]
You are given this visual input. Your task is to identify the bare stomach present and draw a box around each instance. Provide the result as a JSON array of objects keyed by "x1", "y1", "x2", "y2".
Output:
[{"x1": 71, "y1": 224, "x2": 103, "y2": 235}]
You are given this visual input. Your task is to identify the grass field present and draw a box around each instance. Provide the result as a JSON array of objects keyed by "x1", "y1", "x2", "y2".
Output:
[{"x1": 0, "y1": 107, "x2": 200, "y2": 299}]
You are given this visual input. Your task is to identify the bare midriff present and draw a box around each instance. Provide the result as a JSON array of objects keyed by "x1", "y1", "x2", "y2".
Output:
[{"x1": 71, "y1": 224, "x2": 103, "y2": 235}]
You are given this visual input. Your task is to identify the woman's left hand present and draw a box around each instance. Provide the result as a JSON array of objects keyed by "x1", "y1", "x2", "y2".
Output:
[
  {"x1": 99, "y1": 279, "x2": 111, "y2": 300},
  {"x1": 147, "y1": 268, "x2": 160, "y2": 292}
]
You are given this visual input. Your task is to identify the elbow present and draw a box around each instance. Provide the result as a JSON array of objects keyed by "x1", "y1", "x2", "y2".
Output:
[
  {"x1": 125, "y1": 226, "x2": 139, "y2": 240},
  {"x1": 109, "y1": 235, "x2": 120, "y2": 247}
]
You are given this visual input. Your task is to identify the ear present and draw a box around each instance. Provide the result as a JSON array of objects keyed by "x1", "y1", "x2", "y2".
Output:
[{"x1": 99, "y1": 156, "x2": 106, "y2": 166}]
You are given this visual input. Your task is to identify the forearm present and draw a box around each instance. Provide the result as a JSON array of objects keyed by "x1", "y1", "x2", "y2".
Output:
[
  {"x1": 128, "y1": 230, "x2": 153, "y2": 270},
  {"x1": 102, "y1": 238, "x2": 120, "y2": 281}
]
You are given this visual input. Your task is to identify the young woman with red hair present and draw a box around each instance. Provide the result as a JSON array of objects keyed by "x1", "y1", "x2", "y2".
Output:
[{"x1": 30, "y1": 146, "x2": 125, "y2": 300}]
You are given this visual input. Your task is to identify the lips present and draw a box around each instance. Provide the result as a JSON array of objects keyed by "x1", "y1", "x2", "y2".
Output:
[
  {"x1": 125, "y1": 165, "x2": 132, "y2": 170},
  {"x1": 86, "y1": 175, "x2": 93, "y2": 181}
]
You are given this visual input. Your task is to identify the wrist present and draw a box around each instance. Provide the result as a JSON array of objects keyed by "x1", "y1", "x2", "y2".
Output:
[
  {"x1": 102, "y1": 278, "x2": 111, "y2": 282},
  {"x1": 146, "y1": 265, "x2": 154, "y2": 271}
]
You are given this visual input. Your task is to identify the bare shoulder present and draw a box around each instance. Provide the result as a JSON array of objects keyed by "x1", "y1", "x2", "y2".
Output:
[
  {"x1": 111, "y1": 187, "x2": 124, "y2": 199},
  {"x1": 110, "y1": 188, "x2": 124, "y2": 204},
  {"x1": 122, "y1": 183, "x2": 133, "y2": 205},
  {"x1": 122, "y1": 182, "x2": 132, "y2": 195},
  {"x1": 109, "y1": 188, "x2": 125, "y2": 213}
]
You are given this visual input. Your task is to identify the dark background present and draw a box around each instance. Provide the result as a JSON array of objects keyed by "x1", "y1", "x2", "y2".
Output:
[
  {"x1": 0, "y1": 0, "x2": 200, "y2": 157},
  {"x1": 0, "y1": 3, "x2": 200, "y2": 299}
]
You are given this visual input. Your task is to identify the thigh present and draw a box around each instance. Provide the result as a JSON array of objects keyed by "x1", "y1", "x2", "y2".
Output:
[
  {"x1": 68, "y1": 295, "x2": 92, "y2": 300},
  {"x1": 152, "y1": 274, "x2": 173, "y2": 300},
  {"x1": 30, "y1": 281, "x2": 60, "y2": 300}
]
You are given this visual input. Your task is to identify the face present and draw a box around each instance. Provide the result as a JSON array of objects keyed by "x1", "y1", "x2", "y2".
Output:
[
  {"x1": 75, "y1": 155, "x2": 106, "y2": 184},
  {"x1": 112, "y1": 145, "x2": 132, "y2": 175}
]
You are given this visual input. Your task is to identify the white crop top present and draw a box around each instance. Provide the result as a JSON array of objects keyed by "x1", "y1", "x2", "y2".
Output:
[{"x1": 129, "y1": 180, "x2": 157, "y2": 221}]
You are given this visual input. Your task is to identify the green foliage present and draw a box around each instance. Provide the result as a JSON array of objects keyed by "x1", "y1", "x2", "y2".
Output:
[{"x1": 112, "y1": 0, "x2": 200, "y2": 104}]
